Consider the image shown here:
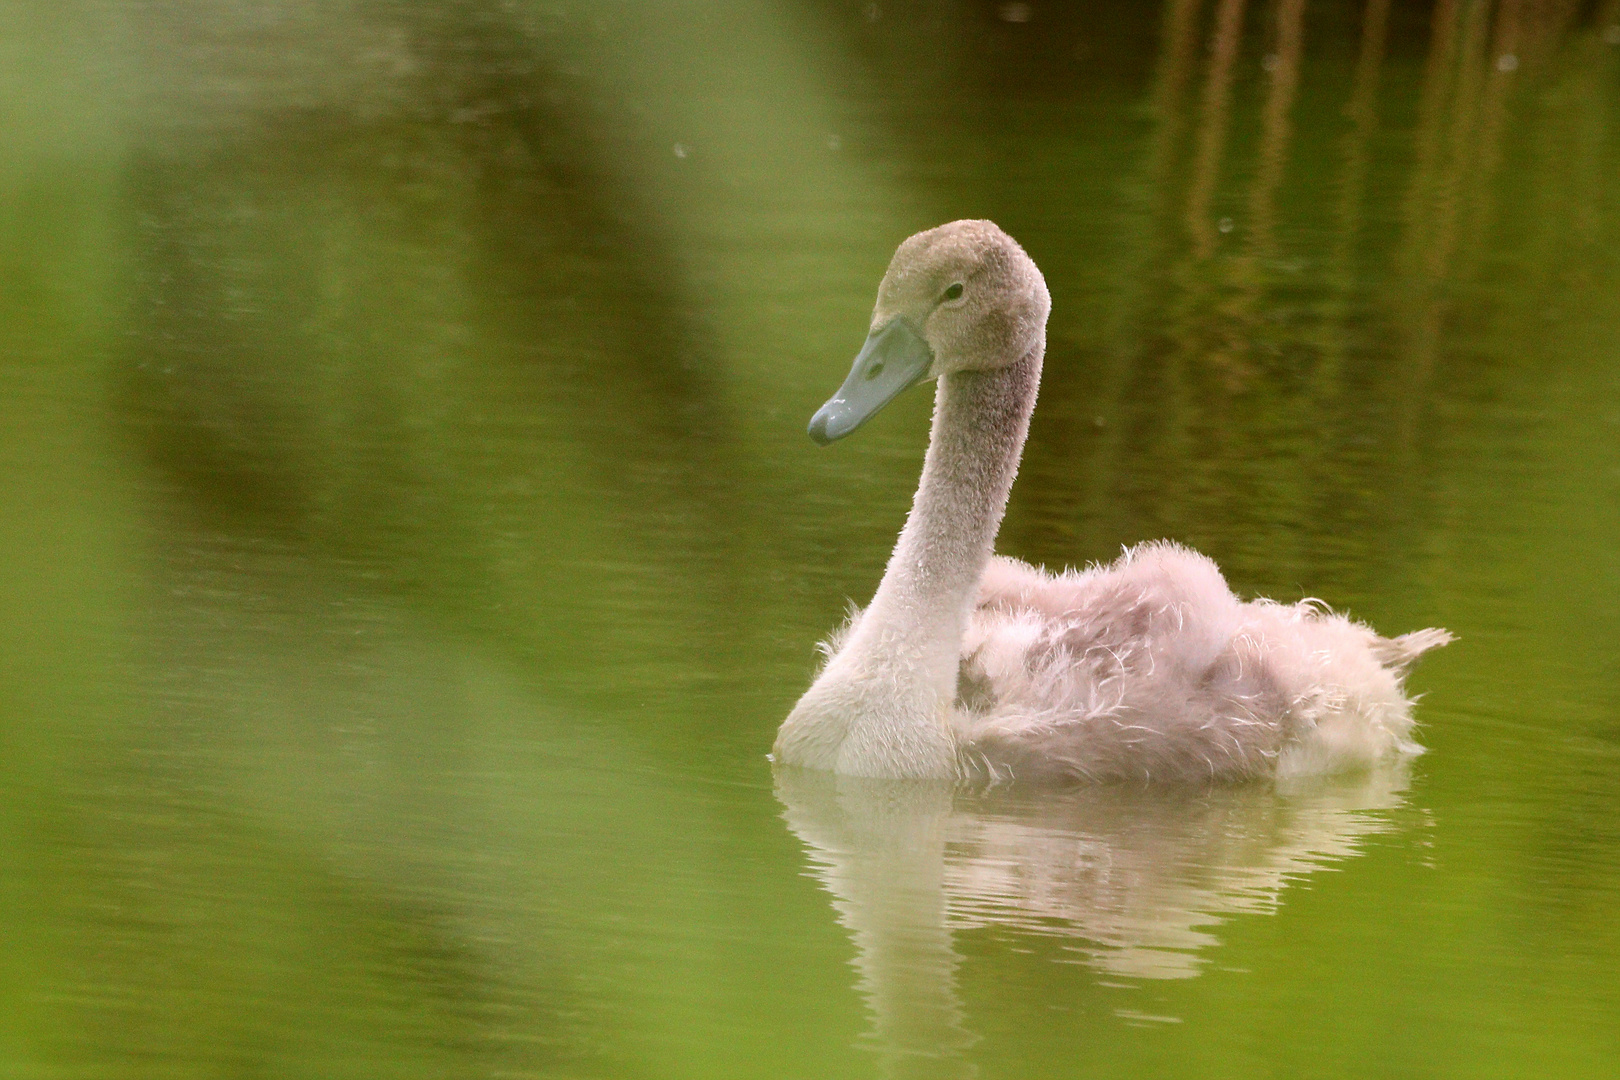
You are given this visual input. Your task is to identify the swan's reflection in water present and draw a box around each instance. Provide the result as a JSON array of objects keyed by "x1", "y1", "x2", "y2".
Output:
[{"x1": 775, "y1": 766, "x2": 1413, "y2": 1075}]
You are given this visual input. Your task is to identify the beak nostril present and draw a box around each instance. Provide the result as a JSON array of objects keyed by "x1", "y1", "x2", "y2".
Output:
[{"x1": 866, "y1": 361, "x2": 885, "y2": 380}]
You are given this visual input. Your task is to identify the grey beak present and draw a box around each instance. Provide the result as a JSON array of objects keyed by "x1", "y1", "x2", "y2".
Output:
[{"x1": 808, "y1": 317, "x2": 934, "y2": 445}]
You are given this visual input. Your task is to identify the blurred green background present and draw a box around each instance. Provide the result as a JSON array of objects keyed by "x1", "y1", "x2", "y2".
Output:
[{"x1": 2, "y1": 1, "x2": 1618, "y2": 1076}]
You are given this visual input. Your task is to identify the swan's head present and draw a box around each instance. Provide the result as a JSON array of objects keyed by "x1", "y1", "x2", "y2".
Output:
[{"x1": 810, "y1": 219, "x2": 1050, "y2": 444}]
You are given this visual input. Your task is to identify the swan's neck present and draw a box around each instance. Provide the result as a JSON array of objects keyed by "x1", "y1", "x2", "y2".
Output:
[
  {"x1": 863, "y1": 353, "x2": 1042, "y2": 672},
  {"x1": 778, "y1": 349, "x2": 1041, "y2": 778}
]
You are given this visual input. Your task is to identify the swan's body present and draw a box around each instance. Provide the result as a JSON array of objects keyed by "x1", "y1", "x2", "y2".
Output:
[{"x1": 773, "y1": 220, "x2": 1449, "y2": 782}]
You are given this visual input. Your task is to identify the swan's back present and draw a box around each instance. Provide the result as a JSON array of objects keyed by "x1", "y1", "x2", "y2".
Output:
[{"x1": 955, "y1": 543, "x2": 1450, "y2": 783}]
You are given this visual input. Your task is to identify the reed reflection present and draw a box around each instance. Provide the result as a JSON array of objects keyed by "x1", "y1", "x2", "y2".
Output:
[
  {"x1": 1246, "y1": 0, "x2": 1305, "y2": 259},
  {"x1": 1185, "y1": 0, "x2": 1248, "y2": 260},
  {"x1": 777, "y1": 766, "x2": 1412, "y2": 1064},
  {"x1": 1015, "y1": 0, "x2": 1620, "y2": 605}
]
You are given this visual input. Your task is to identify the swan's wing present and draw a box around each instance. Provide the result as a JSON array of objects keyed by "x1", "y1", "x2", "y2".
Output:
[
  {"x1": 973, "y1": 555, "x2": 1055, "y2": 612},
  {"x1": 966, "y1": 544, "x2": 1242, "y2": 682},
  {"x1": 958, "y1": 546, "x2": 1265, "y2": 779},
  {"x1": 958, "y1": 543, "x2": 1451, "y2": 781}
]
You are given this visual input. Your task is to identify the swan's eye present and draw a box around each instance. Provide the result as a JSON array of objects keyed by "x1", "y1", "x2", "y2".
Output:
[{"x1": 942, "y1": 283, "x2": 964, "y2": 301}]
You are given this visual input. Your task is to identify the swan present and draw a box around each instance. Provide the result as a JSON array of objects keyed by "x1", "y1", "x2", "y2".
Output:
[{"x1": 773, "y1": 219, "x2": 1450, "y2": 782}]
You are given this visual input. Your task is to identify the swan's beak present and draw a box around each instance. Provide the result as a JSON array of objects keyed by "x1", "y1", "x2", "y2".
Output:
[{"x1": 808, "y1": 317, "x2": 933, "y2": 445}]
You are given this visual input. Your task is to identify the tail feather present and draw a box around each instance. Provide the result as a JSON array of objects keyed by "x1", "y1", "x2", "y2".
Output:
[{"x1": 1371, "y1": 627, "x2": 1454, "y2": 674}]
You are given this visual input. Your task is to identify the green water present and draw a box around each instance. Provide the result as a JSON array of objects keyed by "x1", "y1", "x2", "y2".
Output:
[{"x1": 4, "y1": 1, "x2": 1619, "y2": 1076}]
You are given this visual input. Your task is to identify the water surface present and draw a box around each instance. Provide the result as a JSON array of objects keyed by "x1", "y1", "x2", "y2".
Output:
[{"x1": 3, "y1": 2, "x2": 1619, "y2": 1077}]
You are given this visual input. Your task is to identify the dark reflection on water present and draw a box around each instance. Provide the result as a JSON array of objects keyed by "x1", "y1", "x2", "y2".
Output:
[{"x1": 4, "y1": 0, "x2": 1620, "y2": 1077}]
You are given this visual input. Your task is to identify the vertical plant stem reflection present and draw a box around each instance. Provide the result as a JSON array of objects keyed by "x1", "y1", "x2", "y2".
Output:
[
  {"x1": 1329, "y1": 0, "x2": 1390, "y2": 280},
  {"x1": 1393, "y1": 0, "x2": 1490, "y2": 458},
  {"x1": 1186, "y1": 0, "x2": 1249, "y2": 259},
  {"x1": 1145, "y1": 0, "x2": 1208, "y2": 203},
  {"x1": 1246, "y1": 0, "x2": 1305, "y2": 259}
]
